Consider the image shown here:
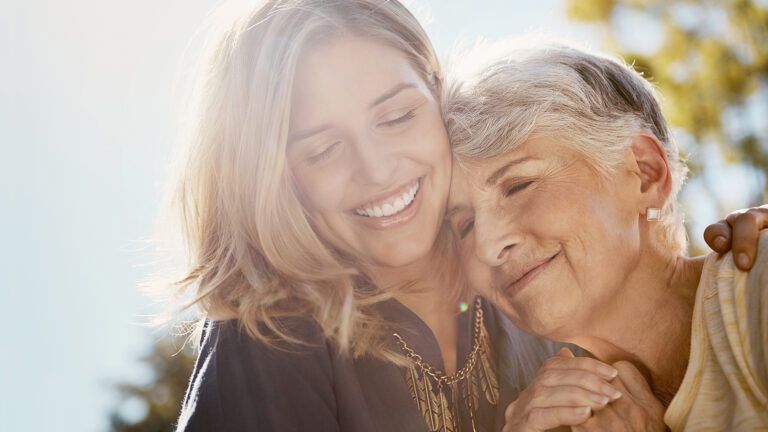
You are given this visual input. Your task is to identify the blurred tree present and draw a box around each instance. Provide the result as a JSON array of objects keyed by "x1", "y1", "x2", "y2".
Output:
[
  {"x1": 566, "y1": 0, "x2": 768, "y2": 205},
  {"x1": 108, "y1": 337, "x2": 196, "y2": 432}
]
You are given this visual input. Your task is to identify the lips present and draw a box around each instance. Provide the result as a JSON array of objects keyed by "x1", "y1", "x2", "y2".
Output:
[
  {"x1": 502, "y1": 251, "x2": 560, "y2": 296},
  {"x1": 354, "y1": 178, "x2": 420, "y2": 218},
  {"x1": 349, "y1": 176, "x2": 426, "y2": 230}
]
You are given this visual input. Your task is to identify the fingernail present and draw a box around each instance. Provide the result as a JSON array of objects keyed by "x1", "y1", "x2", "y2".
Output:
[
  {"x1": 590, "y1": 394, "x2": 610, "y2": 405},
  {"x1": 737, "y1": 253, "x2": 749, "y2": 269},
  {"x1": 601, "y1": 384, "x2": 621, "y2": 399},
  {"x1": 597, "y1": 365, "x2": 618, "y2": 379},
  {"x1": 574, "y1": 406, "x2": 591, "y2": 416},
  {"x1": 714, "y1": 236, "x2": 726, "y2": 249}
]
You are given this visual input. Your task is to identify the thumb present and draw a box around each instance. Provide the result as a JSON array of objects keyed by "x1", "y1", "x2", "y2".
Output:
[{"x1": 557, "y1": 347, "x2": 575, "y2": 358}]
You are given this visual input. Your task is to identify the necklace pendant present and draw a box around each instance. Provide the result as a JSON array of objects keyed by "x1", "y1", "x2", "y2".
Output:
[
  {"x1": 436, "y1": 382, "x2": 456, "y2": 432},
  {"x1": 424, "y1": 373, "x2": 440, "y2": 431},
  {"x1": 396, "y1": 298, "x2": 494, "y2": 432},
  {"x1": 450, "y1": 381, "x2": 462, "y2": 432}
]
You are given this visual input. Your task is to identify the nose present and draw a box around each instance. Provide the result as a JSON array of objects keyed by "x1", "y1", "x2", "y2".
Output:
[
  {"x1": 351, "y1": 136, "x2": 398, "y2": 186},
  {"x1": 474, "y1": 206, "x2": 520, "y2": 267}
]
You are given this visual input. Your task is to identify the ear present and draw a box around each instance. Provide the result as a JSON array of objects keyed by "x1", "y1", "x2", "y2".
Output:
[{"x1": 629, "y1": 133, "x2": 672, "y2": 213}]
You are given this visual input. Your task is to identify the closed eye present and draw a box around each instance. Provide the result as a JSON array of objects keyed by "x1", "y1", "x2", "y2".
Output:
[
  {"x1": 505, "y1": 181, "x2": 533, "y2": 197},
  {"x1": 460, "y1": 218, "x2": 475, "y2": 239},
  {"x1": 378, "y1": 109, "x2": 416, "y2": 128},
  {"x1": 306, "y1": 141, "x2": 341, "y2": 164}
]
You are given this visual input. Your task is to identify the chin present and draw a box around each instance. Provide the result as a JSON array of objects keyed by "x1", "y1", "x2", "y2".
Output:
[
  {"x1": 370, "y1": 233, "x2": 437, "y2": 268},
  {"x1": 376, "y1": 215, "x2": 444, "y2": 268},
  {"x1": 497, "y1": 287, "x2": 569, "y2": 338},
  {"x1": 525, "y1": 302, "x2": 580, "y2": 340}
]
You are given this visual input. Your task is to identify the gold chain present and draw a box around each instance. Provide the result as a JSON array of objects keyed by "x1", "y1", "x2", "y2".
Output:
[{"x1": 392, "y1": 297, "x2": 485, "y2": 386}]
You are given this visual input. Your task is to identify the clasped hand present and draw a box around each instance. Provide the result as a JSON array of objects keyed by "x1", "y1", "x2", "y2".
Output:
[{"x1": 502, "y1": 348, "x2": 666, "y2": 432}]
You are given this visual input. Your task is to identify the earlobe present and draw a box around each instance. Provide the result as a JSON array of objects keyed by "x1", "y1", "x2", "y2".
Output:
[{"x1": 630, "y1": 133, "x2": 672, "y2": 207}]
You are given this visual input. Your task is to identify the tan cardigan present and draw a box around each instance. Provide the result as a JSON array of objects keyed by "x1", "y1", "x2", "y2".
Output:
[{"x1": 665, "y1": 233, "x2": 768, "y2": 431}]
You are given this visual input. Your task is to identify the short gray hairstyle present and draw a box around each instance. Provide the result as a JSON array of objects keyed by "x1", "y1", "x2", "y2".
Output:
[{"x1": 444, "y1": 41, "x2": 689, "y2": 253}]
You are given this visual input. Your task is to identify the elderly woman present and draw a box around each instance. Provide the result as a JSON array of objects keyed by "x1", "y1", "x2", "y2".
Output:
[{"x1": 444, "y1": 43, "x2": 768, "y2": 431}]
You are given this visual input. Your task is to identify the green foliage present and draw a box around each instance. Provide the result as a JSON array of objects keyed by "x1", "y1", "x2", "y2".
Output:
[
  {"x1": 566, "y1": 0, "x2": 768, "y2": 199},
  {"x1": 567, "y1": 0, "x2": 617, "y2": 21},
  {"x1": 108, "y1": 338, "x2": 196, "y2": 432}
]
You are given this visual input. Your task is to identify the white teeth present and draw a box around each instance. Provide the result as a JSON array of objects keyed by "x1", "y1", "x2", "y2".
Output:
[
  {"x1": 355, "y1": 179, "x2": 421, "y2": 218},
  {"x1": 393, "y1": 198, "x2": 405, "y2": 213},
  {"x1": 382, "y1": 203, "x2": 394, "y2": 216}
]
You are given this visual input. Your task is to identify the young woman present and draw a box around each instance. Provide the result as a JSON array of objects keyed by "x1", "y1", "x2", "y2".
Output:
[{"x1": 164, "y1": 1, "x2": 764, "y2": 431}]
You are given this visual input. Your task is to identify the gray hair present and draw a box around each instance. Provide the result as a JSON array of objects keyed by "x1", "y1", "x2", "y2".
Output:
[{"x1": 444, "y1": 40, "x2": 689, "y2": 253}]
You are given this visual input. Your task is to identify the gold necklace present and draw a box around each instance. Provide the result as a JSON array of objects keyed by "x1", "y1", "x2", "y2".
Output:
[{"x1": 393, "y1": 298, "x2": 499, "y2": 432}]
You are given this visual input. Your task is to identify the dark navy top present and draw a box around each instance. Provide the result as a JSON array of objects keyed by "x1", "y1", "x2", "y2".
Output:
[{"x1": 175, "y1": 298, "x2": 561, "y2": 432}]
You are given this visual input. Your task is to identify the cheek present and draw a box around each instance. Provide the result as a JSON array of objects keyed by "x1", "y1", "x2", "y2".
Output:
[
  {"x1": 583, "y1": 193, "x2": 641, "y2": 263},
  {"x1": 558, "y1": 193, "x2": 641, "y2": 309},
  {"x1": 409, "y1": 106, "x2": 451, "y2": 168},
  {"x1": 462, "y1": 244, "x2": 492, "y2": 295},
  {"x1": 518, "y1": 187, "x2": 603, "y2": 299},
  {"x1": 293, "y1": 166, "x2": 349, "y2": 213}
]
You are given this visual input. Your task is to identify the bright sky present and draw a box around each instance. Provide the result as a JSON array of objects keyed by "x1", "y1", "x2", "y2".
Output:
[{"x1": 1, "y1": 1, "x2": 762, "y2": 431}]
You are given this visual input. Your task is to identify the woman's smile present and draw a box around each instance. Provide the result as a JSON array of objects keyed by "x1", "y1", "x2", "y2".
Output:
[
  {"x1": 353, "y1": 177, "x2": 420, "y2": 218},
  {"x1": 500, "y1": 250, "x2": 561, "y2": 297},
  {"x1": 350, "y1": 176, "x2": 424, "y2": 229}
]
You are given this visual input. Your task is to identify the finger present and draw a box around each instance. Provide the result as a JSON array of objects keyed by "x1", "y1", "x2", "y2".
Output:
[
  {"x1": 504, "y1": 401, "x2": 516, "y2": 421},
  {"x1": 543, "y1": 356, "x2": 618, "y2": 381},
  {"x1": 526, "y1": 406, "x2": 592, "y2": 430},
  {"x1": 703, "y1": 221, "x2": 732, "y2": 254},
  {"x1": 731, "y1": 207, "x2": 768, "y2": 271},
  {"x1": 574, "y1": 402, "x2": 625, "y2": 432},
  {"x1": 557, "y1": 347, "x2": 576, "y2": 358},
  {"x1": 612, "y1": 361, "x2": 652, "y2": 402},
  {"x1": 538, "y1": 369, "x2": 622, "y2": 400},
  {"x1": 528, "y1": 385, "x2": 612, "y2": 410}
]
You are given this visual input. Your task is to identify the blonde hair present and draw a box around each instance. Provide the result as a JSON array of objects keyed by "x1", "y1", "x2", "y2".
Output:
[
  {"x1": 163, "y1": 0, "x2": 443, "y2": 360},
  {"x1": 444, "y1": 39, "x2": 689, "y2": 253}
]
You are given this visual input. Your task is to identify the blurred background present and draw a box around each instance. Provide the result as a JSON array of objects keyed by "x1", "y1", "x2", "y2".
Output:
[{"x1": 2, "y1": 0, "x2": 766, "y2": 430}]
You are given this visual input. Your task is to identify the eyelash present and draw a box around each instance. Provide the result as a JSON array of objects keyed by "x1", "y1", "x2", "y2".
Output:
[
  {"x1": 505, "y1": 180, "x2": 533, "y2": 197},
  {"x1": 306, "y1": 141, "x2": 340, "y2": 164},
  {"x1": 304, "y1": 109, "x2": 416, "y2": 163},
  {"x1": 460, "y1": 219, "x2": 474, "y2": 239},
  {"x1": 379, "y1": 109, "x2": 416, "y2": 127}
]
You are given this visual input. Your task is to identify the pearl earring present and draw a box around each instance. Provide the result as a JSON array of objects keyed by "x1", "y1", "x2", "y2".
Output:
[{"x1": 646, "y1": 207, "x2": 661, "y2": 221}]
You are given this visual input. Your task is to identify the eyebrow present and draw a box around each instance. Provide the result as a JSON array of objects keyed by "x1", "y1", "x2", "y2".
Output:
[
  {"x1": 288, "y1": 82, "x2": 418, "y2": 144},
  {"x1": 289, "y1": 124, "x2": 331, "y2": 143},
  {"x1": 369, "y1": 82, "x2": 418, "y2": 109},
  {"x1": 485, "y1": 156, "x2": 538, "y2": 186}
]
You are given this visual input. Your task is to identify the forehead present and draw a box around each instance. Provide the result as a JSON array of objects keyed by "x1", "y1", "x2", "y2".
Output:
[
  {"x1": 447, "y1": 136, "x2": 572, "y2": 209},
  {"x1": 290, "y1": 36, "x2": 427, "y2": 117},
  {"x1": 452, "y1": 141, "x2": 533, "y2": 192}
]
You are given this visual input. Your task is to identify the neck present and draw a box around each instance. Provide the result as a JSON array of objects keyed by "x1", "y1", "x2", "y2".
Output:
[
  {"x1": 367, "y1": 246, "x2": 465, "y2": 374},
  {"x1": 367, "y1": 245, "x2": 463, "y2": 316},
  {"x1": 565, "y1": 242, "x2": 704, "y2": 405}
]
